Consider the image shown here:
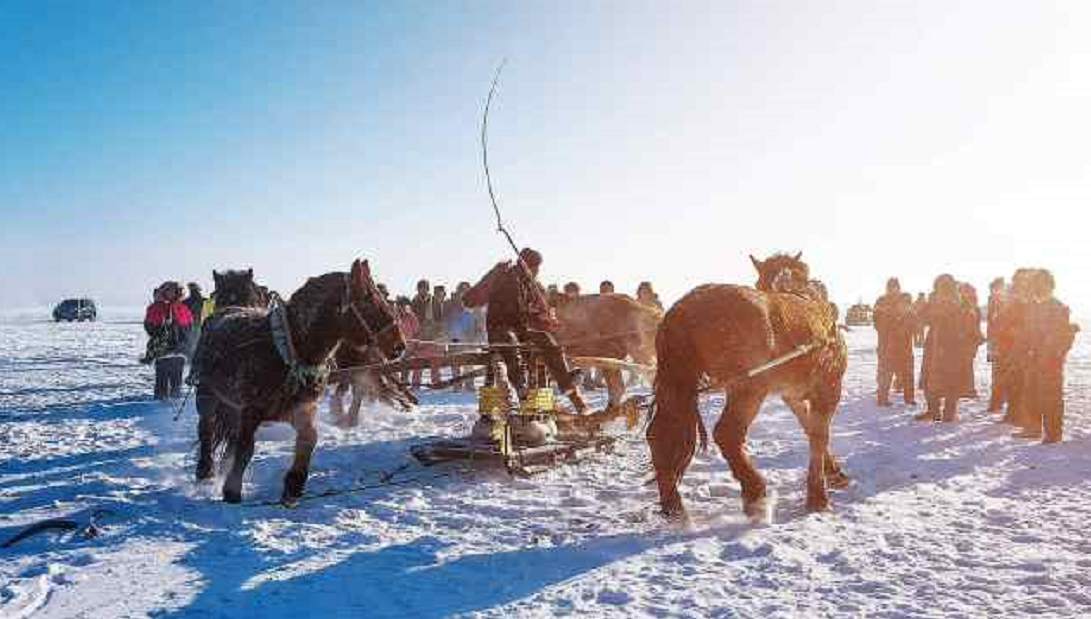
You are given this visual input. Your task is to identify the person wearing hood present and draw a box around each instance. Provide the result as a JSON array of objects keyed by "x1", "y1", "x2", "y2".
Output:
[{"x1": 144, "y1": 281, "x2": 194, "y2": 399}]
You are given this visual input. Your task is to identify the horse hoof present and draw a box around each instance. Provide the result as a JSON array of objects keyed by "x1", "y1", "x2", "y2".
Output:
[
  {"x1": 223, "y1": 489, "x2": 242, "y2": 504},
  {"x1": 806, "y1": 497, "x2": 830, "y2": 513},
  {"x1": 195, "y1": 461, "x2": 214, "y2": 482},
  {"x1": 281, "y1": 495, "x2": 299, "y2": 508},
  {"x1": 827, "y1": 473, "x2": 850, "y2": 490},
  {"x1": 659, "y1": 507, "x2": 689, "y2": 525},
  {"x1": 744, "y1": 498, "x2": 770, "y2": 522}
]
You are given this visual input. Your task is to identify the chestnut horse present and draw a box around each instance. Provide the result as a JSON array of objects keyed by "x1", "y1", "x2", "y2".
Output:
[
  {"x1": 647, "y1": 253, "x2": 847, "y2": 519},
  {"x1": 554, "y1": 293, "x2": 662, "y2": 407},
  {"x1": 194, "y1": 259, "x2": 405, "y2": 504}
]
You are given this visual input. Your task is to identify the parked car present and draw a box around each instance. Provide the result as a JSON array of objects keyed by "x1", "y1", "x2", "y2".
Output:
[{"x1": 53, "y1": 298, "x2": 97, "y2": 322}]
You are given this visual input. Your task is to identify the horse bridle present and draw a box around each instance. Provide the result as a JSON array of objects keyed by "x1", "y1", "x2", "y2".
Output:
[{"x1": 341, "y1": 274, "x2": 397, "y2": 345}]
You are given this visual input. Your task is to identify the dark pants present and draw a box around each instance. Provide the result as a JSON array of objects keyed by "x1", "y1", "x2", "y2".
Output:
[
  {"x1": 488, "y1": 327, "x2": 576, "y2": 393},
  {"x1": 877, "y1": 354, "x2": 915, "y2": 404},
  {"x1": 155, "y1": 355, "x2": 186, "y2": 400},
  {"x1": 925, "y1": 396, "x2": 958, "y2": 421},
  {"x1": 1022, "y1": 361, "x2": 1065, "y2": 441}
]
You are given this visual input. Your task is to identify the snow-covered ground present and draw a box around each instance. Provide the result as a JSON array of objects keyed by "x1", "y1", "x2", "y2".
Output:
[{"x1": 1, "y1": 311, "x2": 1088, "y2": 618}]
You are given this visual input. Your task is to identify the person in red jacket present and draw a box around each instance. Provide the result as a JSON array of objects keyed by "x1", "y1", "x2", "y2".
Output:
[{"x1": 144, "y1": 281, "x2": 194, "y2": 400}]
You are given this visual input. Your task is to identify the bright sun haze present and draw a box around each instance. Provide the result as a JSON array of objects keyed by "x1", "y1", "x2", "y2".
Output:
[{"x1": 1, "y1": 1, "x2": 1088, "y2": 312}]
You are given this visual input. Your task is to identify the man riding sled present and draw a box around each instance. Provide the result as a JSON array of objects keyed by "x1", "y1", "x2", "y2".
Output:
[{"x1": 466, "y1": 248, "x2": 588, "y2": 413}]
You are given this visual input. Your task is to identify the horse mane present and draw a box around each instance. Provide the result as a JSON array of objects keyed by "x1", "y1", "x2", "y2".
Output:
[{"x1": 286, "y1": 272, "x2": 346, "y2": 337}]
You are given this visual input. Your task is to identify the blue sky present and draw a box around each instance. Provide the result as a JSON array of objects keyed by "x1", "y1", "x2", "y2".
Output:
[{"x1": 3, "y1": 1, "x2": 1090, "y2": 311}]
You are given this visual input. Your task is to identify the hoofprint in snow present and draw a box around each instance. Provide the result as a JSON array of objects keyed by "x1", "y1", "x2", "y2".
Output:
[{"x1": 1, "y1": 311, "x2": 1089, "y2": 618}]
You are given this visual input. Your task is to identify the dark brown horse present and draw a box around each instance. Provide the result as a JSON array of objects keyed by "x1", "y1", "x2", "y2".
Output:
[
  {"x1": 211, "y1": 268, "x2": 266, "y2": 310},
  {"x1": 194, "y1": 259, "x2": 405, "y2": 504},
  {"x1": 647, "y1": 253, "x2": 847, "y2": 519},
  {"x1": 554, "y1": 293, "x2": 662, "y2": 408}
]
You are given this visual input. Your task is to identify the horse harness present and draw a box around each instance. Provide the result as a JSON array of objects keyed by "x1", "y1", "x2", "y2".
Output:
[{"x1": 269, "y1": 274, "x2": 397, "y2": 395}]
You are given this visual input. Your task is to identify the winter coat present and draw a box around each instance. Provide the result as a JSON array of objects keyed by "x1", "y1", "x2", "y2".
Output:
[
  {"x1": 184, "y1": 294, "x2": 205, "y2": 327},
  {"x1": 920, "y1": 297, "x2": 980, "y2": 399},
  {"x1": 873, "y1": 292, "x2": 916, "y2": 366},
  {"x1": 486, "y1": 263, "x2": 553, "y2": 334},
  {"x1": 397, "y1": 307, "x2": 420, "y2": 341},
  {"x1": 143, "y1": 301, "x2": 194, "y2": 358}
]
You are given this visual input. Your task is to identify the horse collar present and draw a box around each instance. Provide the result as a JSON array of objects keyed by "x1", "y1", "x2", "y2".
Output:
[{"x1": 269, "y1": 294, "x2": 329, "y2": 386}]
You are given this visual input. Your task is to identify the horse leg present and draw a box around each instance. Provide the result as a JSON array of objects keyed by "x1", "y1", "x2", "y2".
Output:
[
  {"x1": 647, "y1": 410, "x2": 690, "y2": 519},
  {"x1": 283, "y1": 403, "x2": 319, "y2": 505},
  {"x1": 785, "y1": 395, "x2": 848, "y2": 490},
  {"x1": 713, "y1": 389, "x2": 767, "y2": 518},
  {"x1": 330, "y1": 379, "x2": 348, "y2": 423},
  {"x1": 348, "y1": 378, "x2": 365, "y2": 427},
  {"x1": 604, "y1": 368, "x2": 624, "y2": 409},
  {"x1": 195, "y1": 390, "x2": 217, "y2": 482},
  {"x1": 223, "y1": 412, "x2": 259, "y2": 504},
  {"x1": 806, "y1": 395, "x2": 838, "y2": 512}
]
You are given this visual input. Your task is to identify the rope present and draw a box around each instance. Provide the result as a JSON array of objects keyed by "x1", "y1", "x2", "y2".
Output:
[
  {"x1": 172, "y1": 384, "x2": 195, "y2": 421},
  {"x1": 241, "y1": 462, "x2": 465, "y2": 508}
]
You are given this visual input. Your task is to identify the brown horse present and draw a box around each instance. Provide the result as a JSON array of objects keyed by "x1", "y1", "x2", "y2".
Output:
[
  {"x1": 329, "y1": 345, "x2": 417, "y2": 426},
  {"x1": 194, "y1": 259, "x2": 405, "y2": 504},
  {"x1": 646, "y1": 253, "x2": 847, "y2": 519},
  {"x1": 554, "y1": 293, "x2": 662, "y2": 407}
]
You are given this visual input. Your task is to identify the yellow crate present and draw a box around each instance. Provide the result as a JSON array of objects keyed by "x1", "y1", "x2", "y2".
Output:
[
  {"x1": 519, "y1": 388, "x2": 555, "y2": 414},
  {"x1": 478, "y1": 386, "x2": 512, "y2": 415}
]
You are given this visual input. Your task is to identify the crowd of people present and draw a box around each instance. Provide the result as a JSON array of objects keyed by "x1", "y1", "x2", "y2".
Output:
[
  {"x1": 143, "y1": 259, "x2": 665, "y2": 401},
  {"x1": 873, "y1": 269, "x2": 1079, "y2": 443}
]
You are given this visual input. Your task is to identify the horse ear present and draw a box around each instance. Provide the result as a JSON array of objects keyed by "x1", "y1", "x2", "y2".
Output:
[
  {"x1": 350, "y1": 259, "x2": 368, "y2": 288},
  {"x1": 793, "y1": 251, "x2": 803, "y2": 262},
  {"x1": 246, "y1": 268, "x2": 253, "y2": 280},
  {"x1": 749, "y1": 254, "x2": 763, "y2": 272},
  {"x1": 213, "y1": 270, "x2": 221, "y2": 286}
]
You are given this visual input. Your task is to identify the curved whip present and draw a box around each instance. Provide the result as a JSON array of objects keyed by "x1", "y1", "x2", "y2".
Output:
[
  {"x1": 479, "y1": 59, "x2": 552, "y2": 314},
  {"x1": 481, "y1": 58, "x2": 517, "y2": 254}
]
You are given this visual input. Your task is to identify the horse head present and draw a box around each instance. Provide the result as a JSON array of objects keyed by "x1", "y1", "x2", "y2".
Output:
[
  {"x1": 212, "y1": 268, "x2": 264, "y2": 308},
  {"x1": 341, "y1": 259, "x2": 406, "y2": 361},
  {"x1": 751, "y1": 252, "x2": 810, "y2": 293}
]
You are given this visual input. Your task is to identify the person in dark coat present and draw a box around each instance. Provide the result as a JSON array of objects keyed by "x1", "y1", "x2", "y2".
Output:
[
  {"x1": 912, "y1": 292, "x2": 928, "y2": 347},
  {"x1": 409, "y1": 280, "x2": 435, "y2": 388},
  {"x1": 183, "y1": 282, "x2": 206, "y2": 359},
  {"x1": 144, "y1": 281, "x2": 194, "y2": 400},
  {"x1": 1011, "y1": 269, "x2": 1079, "y2": 442},
  {"x1": 636, "y1": 281, "x2": 664, "y2": 311},
  {"x1": 986, "y1": 277, "x2": 1009, "y2": 412},
  {"x1": 995, "y1": 269, "x2": 1035, "y2": 425},
  {"x1": 957, "y1": 282, "x2": 986, "y2": 399},
  {"x1": 485, "y1": 248, "x2": 587, "y2": 412},
  {"x1": 874, "y1": 278, "x2": 917, "y2": 406},
  {"x1": 916, "y1": 275, "x2": 980, "y2": 422},
  {"x1": 599, "y1": 280, "x2": 615, "y2": 295},
  {"x1": 410, "y1": 279, "x2": 434, "y2": 340}
]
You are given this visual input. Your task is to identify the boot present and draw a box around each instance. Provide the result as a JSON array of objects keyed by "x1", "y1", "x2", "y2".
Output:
[
  {"x1": 941, "y1": 399, "x2": 958, "y2": 423},
  {"x1": 913, "y1": 410, "x2": 936, "y2": 422}
]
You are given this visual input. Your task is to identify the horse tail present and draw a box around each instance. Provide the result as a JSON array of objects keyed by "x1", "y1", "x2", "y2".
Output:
[
  {"x1": 198, "y1": 385, "x2": 240, "y2": 465},
  {"x1": 646, "y1": 314, "x2": 705, "y2": 491}
]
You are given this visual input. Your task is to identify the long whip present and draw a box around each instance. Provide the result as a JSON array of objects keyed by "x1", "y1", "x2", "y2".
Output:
[{"x1": 480, "y1": 59, "x2": 551, "y2": 313}]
